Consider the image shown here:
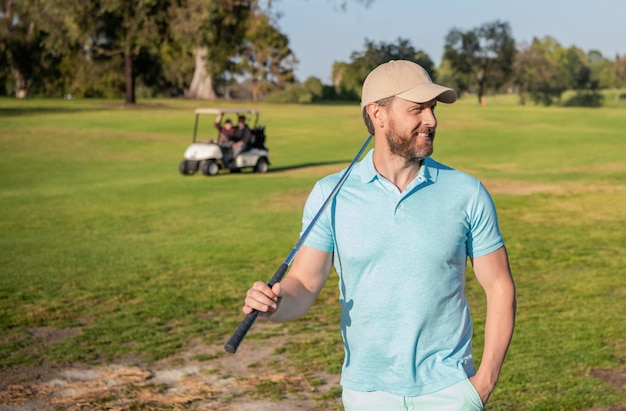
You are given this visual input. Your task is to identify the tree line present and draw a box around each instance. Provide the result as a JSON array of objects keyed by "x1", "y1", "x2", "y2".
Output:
[
  {"x1": 1, "y1": 0, "x2": 296, "y2": 103},
  {"x1": 317, "y1": 20, "x2": 625, "y2": 107},
  {"x1": 2, "y1": 1, "x2": 625, "y2": 106}
]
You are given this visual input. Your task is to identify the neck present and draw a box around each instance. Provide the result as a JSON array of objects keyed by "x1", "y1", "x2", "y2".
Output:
[{"x1": 373, "y1": 149, "x2": 422, "y2": 193}]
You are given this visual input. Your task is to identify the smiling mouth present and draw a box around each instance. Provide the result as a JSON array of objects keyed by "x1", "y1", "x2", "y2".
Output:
[{"x1": 416, "y1": 132, "x2": 433, "y2": 139}]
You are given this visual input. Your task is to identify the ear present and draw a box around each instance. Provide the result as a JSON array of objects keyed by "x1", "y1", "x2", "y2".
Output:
[{"x1": 366, "y1": 103, "x2": 386, "y2": 129}]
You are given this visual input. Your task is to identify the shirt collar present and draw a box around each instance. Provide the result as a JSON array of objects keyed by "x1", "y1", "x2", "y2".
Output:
[{"x1": 357, "y1": 149, "x2": 439, "y2": 185}]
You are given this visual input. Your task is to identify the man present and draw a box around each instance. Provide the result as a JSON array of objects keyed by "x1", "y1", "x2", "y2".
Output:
[
  {"x1": 214, "y1": 115, "x2": 235, "y2": 141},
  {"x1": 213, "y1": 115, "x2": 239, "y2": 166},
  {"x1": 242, "y1": 60, "x2": 516, "y2": 410},
  {"x1": 233, "y1": 115, "x2": 253, "y2": 156}
]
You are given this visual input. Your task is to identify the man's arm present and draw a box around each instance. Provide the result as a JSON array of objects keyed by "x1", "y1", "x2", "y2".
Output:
[
  {"x1": 469, "y1": 246, "x2": 516, "y2": 405},
  {"x1": 243, "y1": 246, "x2": 333, "y2": 322},
  {"x1": 242, "y1": 127, "x2": 252, "y2": 145}
]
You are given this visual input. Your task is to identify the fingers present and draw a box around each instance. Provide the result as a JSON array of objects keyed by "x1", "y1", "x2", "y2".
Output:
[
  {"x1": 271, "y1": 282, "x2": 283, "y2": 299},
  {"x1": 242, "y1": 281, "x2": 282, "y2": 316}
]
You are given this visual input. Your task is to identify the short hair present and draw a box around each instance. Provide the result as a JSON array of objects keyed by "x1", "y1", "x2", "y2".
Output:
[{"x1": 362, "y1": 96, "x2": 394, "y2": 135}]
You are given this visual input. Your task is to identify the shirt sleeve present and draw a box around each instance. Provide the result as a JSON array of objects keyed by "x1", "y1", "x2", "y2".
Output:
[
  {"x1": 466, "y1": 182, "x2": 504, "y2": 259},
  {"x1": 301, "y1": 180, "x2": 335, "y2": 253}
]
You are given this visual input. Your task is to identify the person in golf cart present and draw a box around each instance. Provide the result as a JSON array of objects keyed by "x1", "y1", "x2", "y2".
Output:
[
  {"x1": 212, "y1": 115, "x2": 234, "y2": 140},
  {"x1": 214, "y1": 113, "x2": 252, "y2": 165},
  {"x1": 235, "y1": 115, "x2": 253, "y2": 148}
]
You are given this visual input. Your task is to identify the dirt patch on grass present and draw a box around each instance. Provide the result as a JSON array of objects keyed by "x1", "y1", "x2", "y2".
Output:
[
  {"x1": 1, "y1": 326, "x2": 625, "y2": 411},
  {"x1": 482, "y1": 179, "x2": 567, "y2": 195},
  {"x1": 29, "y1": 327, "x2": 82, "y2": 345},
  {"x1": 590, "y1": 367, "x2": 626, "y2": 393},
  {"x1": 2, "y1": 346, "x2": 624, "y2": 411},
  {"x1": 482, "y1": 179, "x2": 625, "y2": 196},
  {"x1": 576, "y1": 367, "x2": 626, "y2": 411},
  {"x1": 0, "y1": 332, "x2": 341, "y2": 411}
]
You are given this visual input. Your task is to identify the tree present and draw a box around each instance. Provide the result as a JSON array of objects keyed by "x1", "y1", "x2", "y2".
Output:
[
  {"x1": 237, "y1": 8, "x2": 296, "y2": 101},
  {"x1": 512, "y1": 37, "x2": 602, "y2": 106},
  {"x1": 444, "y1": 20, "x2": 516, "y2": 103},
  {"x1": 332, "y1": 38, "x2": 436, "y2": 101},
  {"x1": 169, "y1": 0, "x2": 253, "y2": 99},
  {"x1": 173, "y1": 1, "x2": 372, "y2": 101},
  {"x1": 564, "y1": 46, "x2": 591, "y2": 89},
  {"x1": 0, "y1": 0, "x2": 49, "y2": 97},
  {"x1": 513, "y1": 37, "x2": 571, "y2": 106},
  {"x1": 560, "y1": 46, "x2": 604, "y2": 107},
  {"x1": 41, "y1": 0, "x2": 172, "y2": 103},
  {"x1": 169, "y1": 1, "x2": 295, "y2": 100},
  {"x1": 587, "y1": 50, "x2": 617, "y2": 90},
  {"x1": 615, "y1": 54, "x2": 626, "y2": 91},
  {"x1": 262, "y1": 75, "x2": 324, "y2": 104},
  {"x1": 514, "y1": 38, "x2": 558, "y2": 105},
  {"x1": 436, "y1": 58, "x2": 472, "y2": 98},
  {"x1": 105, "y1": 0, "x2": 169, "y2": 103}
]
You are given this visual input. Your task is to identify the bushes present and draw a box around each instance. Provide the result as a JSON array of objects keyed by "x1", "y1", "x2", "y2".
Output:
[
  {"x1": 264, "y1": 76, "x2": 359, "y2": 104},
  {"x1": 562, "y1": 90, "x2": 605, "y2": 107}
]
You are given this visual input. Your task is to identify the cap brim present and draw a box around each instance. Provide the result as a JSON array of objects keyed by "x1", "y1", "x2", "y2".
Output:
[{"x1": 396, "y1": 84, "x2": 457, "y2": 104}]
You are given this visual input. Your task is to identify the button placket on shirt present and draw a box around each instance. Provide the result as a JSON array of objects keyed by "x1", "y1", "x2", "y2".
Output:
[{"x1": 390, "y1": 175, "x2": 424, "y2": 220}]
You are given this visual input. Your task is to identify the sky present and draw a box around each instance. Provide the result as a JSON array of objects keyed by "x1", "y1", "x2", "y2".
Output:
[{"x1": 275, "y1": 0, "x2": 626, "y2": 83}]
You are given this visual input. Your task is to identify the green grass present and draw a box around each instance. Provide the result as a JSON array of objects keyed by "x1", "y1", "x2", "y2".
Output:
[{"x1": 0, "y1": 95, "x2": 625, "y2": 410}]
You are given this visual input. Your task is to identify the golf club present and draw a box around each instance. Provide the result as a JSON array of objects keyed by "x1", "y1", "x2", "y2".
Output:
[{"x1": 224, "y1": 134, "x2": 374, "y2": 354}]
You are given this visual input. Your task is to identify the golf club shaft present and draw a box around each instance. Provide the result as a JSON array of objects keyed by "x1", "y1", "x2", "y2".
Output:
[{"x1": 224, "y1": 134, "x2": 373, "y2": 354}]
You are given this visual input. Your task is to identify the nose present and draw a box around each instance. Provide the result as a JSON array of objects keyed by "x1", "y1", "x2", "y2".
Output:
[{"x1": 422, "y1": 108, "x2": 437, "y2": 129}]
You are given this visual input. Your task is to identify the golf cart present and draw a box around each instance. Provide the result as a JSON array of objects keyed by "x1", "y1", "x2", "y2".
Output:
[{"x1": 178, "y1": 108, "x2": 269, "y2": 176}]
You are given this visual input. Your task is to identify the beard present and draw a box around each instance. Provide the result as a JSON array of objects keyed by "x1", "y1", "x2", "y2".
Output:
[{"x1": 385, "y1": 123, "x2": 435, "y2": 163}]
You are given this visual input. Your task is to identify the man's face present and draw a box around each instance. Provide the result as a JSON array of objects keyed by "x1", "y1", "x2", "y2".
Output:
[
  {"x1": 224, "y1": 122, "x2": 233, "y2": 130},
  {"x1": 384, "y1": 98, "x2": 438, "y2": 162}
]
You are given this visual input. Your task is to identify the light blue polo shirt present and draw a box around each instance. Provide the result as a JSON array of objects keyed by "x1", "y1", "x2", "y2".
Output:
[{"x1": 301, "y1": 149, "x2": 504, "y2": 397}]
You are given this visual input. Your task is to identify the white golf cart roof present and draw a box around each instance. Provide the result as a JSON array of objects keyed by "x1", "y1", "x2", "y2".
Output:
[
  {"x1": 192, "y1": 108, "x2": 261, "y2": 142},
  {"x1": 194, "y1": 108, "x2": 259, "y2": 115}
]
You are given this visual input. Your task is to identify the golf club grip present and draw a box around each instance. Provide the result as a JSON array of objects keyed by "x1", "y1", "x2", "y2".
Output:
[
  {"x1": 223, "y1": 263, "x2": 289, "y2": 354},
  {"x1": 267, "y1": 262, "x2": 289, "y2": 286},
  {"x1": 224, "y1": 310, "x2": 259, "y2": 353}
]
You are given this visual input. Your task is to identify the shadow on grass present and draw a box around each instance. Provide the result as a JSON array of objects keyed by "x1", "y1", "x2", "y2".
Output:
[
  {"x1": 268, "y1": 160, "x2": 350, "y2": 173},
  {"x1": 0, "y1": 101, "x2": 171, "y2": 117},
  {"x1": 0, "y1": 106, "x2": 104, "y2": 117},
  {"x1": 181, "y1": 160, "x2": 354, "y2": 178},
  {"x1": 208, "y1": 160, "x2": 350, "y2": 176}
]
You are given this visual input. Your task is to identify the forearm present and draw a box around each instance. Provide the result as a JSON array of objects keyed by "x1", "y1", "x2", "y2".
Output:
[
  {"x1": 475, "y1": 280, "x2": 516, "y2": 389},
  {"x1": 244, "y1": 247, "x2": 331, "y2": 323},
  {"x1": 268, "y1": 275, "x2": 320, "y2": 322}
]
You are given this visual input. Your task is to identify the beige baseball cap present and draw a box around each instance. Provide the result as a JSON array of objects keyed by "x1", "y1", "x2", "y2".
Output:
[{"x1": 360, "y1": 60, "x2": 457, "y2": 108}]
